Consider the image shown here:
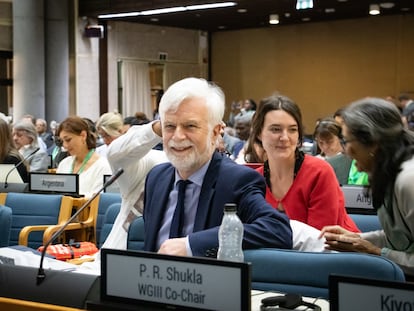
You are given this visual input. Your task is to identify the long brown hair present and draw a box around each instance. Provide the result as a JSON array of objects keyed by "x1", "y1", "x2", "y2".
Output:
[
  {"x1": 57, "y1": 116, "x2": 97, "y2": 150},
  {"x1": 250, "y1": 93, "x2": 304, "y2": 149},
  {"x1": 0, "y1": 119, "x2": 22, "y2": 162}
]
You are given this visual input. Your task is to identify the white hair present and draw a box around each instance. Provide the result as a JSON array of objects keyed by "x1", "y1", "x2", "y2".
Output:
[{"x1": 159, "y1": 77, "x2": 225, "y2": 128}]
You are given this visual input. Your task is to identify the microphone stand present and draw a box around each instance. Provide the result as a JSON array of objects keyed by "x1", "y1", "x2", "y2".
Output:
[
  {"x1": 37, "y1": 168, "x2": 124, "y2": 285},
  {"x1": 4, "y1": 147, "x2": 40, "y2": 188}
]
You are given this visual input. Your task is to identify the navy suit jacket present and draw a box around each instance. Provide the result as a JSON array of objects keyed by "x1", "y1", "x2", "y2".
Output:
[{"x1": 143, "y1": 151, "x2": 293, "y2": 257}]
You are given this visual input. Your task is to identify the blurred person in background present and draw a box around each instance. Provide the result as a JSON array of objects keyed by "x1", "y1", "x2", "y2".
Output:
[
  {"x1": 0, "y1": 119, "x2": 29, "y2": 182},
  {"x1": 96, "y1": 112, "x2": 124, "y2": 157},
  {"x1": 56, "y1": 116, "x2": 112, "y2": 198},
  {"x1": 12, "y1": 120, "x2": 49, "y2": 172}
]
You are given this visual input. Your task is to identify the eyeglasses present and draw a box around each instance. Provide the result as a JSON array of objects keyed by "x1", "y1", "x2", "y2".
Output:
[{"x1": 340, "y1": 137, "x2": 357, "y2": 146}]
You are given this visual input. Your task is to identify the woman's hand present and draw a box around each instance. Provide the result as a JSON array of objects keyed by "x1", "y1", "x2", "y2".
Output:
[
  {"x1": 319, "y1": 225, "x2": 357, "y2": 238},
  {"x1": 319, "y1": 225, "x2": 381, "y2": 255}
]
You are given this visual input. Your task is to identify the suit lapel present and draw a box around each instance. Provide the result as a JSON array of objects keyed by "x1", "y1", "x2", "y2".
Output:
[
  {"x1": 146, "y1": 165, "x2": 175, "y2": 250},
  {"x1": 193, "y1": 152, "x2": 223, "y2": 231}
]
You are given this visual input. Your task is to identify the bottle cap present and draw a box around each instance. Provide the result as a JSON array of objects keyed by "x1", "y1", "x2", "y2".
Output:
[{"x1": 224, "y1": 203, "x2": 237, "y2": 212}]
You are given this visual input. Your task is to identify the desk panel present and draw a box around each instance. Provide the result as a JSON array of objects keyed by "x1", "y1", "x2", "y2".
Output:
[{"x1": 0, "y1": 297, "x2": 84, "y2": 311}]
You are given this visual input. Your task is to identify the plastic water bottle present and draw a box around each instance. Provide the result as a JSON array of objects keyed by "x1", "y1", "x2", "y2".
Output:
[{"x1": 217, "y1": 203, "x2": 244, "y2": 262}]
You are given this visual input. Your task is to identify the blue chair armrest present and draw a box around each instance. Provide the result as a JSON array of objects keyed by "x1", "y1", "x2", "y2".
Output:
[{"x1": 0, "y1": 205, "x2": 12, "y2": 247}]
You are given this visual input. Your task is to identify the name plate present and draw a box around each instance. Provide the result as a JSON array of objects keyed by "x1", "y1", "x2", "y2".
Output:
[
  {"x1": 341, "y1": 185, "x2": 373, "y2": 210},
  {"x1": 101, "y1": 249, "x2": 251, "y2": 311},
  {"x1": 29, "y1": 172, "x2": 79, "y2": 194},
  {"x1": 330, "y1": 275, "x2": 414, "y2": 311}
]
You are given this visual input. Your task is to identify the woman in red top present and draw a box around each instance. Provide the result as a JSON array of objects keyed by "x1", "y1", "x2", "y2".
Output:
[{"x1": 250, "y1": 93, "x2": 359, "y2": 232}]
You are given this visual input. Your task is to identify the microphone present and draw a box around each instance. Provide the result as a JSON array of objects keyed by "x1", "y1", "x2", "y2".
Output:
[
  {"x1": 4, "y1": 147, "x2": 40, "y2": 188},
  {"x1": 36, "y1": 167, "x2": 124, "y2": 285}
]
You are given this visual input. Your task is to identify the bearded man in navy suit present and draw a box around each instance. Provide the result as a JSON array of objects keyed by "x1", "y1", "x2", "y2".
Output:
[{"x1": 143, "y1": 77, "x2": 292, "y2": 257}]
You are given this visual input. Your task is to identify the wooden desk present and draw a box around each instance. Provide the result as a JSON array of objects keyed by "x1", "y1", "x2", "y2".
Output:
[
  {"x1": 86, "y1": 290, "x2": 329, "y2": 310},
  {"x1": 0, "y1": 297, "x2": 84, "y2": 311}
]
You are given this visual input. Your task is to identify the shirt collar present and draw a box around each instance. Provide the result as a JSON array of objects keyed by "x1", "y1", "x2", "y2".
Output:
[{"x1": 174, "y1": 159, "x2": 211, "y2": 188}]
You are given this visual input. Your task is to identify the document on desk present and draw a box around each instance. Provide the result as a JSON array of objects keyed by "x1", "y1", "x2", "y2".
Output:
[{"x1": 0, "y1": 247, "x2": 99, "y2": 275}]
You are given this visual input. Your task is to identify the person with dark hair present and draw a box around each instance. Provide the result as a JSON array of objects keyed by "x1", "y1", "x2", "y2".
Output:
[
  {"x1": 249, "y1": 93, "x2": 359, "y2": 231},
  {"x1": 243, "y1": 134, "x2": 267, "y2": 164},
  {"x1": 56, "y1": 116, "x2": 112, "y2": 197},
  {"x1": 313, "y1": 117, "x2": 343, "y2": 159},
  {"x1": 122, "y1": 112, "x2": 151, "y2": 133},
  {"x1": 333, "y1": 107, "x2": 345, "y2": 126},
  {"x1": 0, "y1": 119, "x2": 29, "y2": 182},
  {"x1": 320, "y1": 97, "x2": 414, "y2": 279},
  {"x1": 316, "y1": 116, "x2": 370, "y2": 186},
  {"x1": 48, "y1": 135, "x2": 68, "y2": 169},
  {"x1": 153, "y1": 89, "x2": 164, "y2": 120},
  {"x1": 398, "y1": 93, "x2": 414, "y2": 130},
  {"x1": 228, "y1": 98, "x2": 257, "y2": 127}
]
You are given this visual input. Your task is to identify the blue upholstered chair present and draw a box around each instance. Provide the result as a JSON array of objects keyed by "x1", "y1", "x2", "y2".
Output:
[
  {"x1": 0, "y1": 205, "x2": 12, "y2": 247},
  {"x1": 244, "y1": 213, "x2": 401, "y2": 299},
  {"x1": 127, "y1": 216, "x2": 145, "y2": 251},
  {"x1": 91, "y1": 193, "x2": 122, "y2": 245},
  {"x1": 244, "y1": 248, "x2": 405, "y2": 299},
  {"x1": 350, "y1": 213, "x2": 381, "y2": 232},
  {"x1": 98, "y1": 202, "x2": 121, "y2": 247},
  {"x1": 0, "y1": 192, "x2": 73, "y2": 249}
]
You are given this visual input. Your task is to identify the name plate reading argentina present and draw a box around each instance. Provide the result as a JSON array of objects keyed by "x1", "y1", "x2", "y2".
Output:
[
  {"x1": 341, "y1": 185, "x2": 373, "y2": 210},
  {"x1": 29, "y1": 172, "x2": 78, "y2": 193},
  {"x1": 330, "y1": 275, "x2": 414, "y2": 311},
  {"x1": 101, "y1": 249, "x2": 251, "y2": 311}
]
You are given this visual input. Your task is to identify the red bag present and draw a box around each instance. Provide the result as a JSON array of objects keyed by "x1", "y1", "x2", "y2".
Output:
[{"x1": 37, "y1": 241, "x2": 98, "y2": 261}]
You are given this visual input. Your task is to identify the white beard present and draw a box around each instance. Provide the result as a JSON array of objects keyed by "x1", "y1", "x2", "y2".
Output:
[{"x1": 165, "y1": 135, "x2": 213, "y2": 174}]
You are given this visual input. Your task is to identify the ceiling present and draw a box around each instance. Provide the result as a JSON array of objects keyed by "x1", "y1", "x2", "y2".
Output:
[{"x1": 78, "y1": 0, "x2": 414, "y2": 32}]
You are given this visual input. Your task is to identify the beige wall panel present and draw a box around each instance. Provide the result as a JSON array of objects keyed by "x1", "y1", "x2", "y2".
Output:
[
  {"x1": 0, "y1": 25, "x2": 12, "y2": 50},
  {"x1": 212, "y1": 15, "x2": 414, "y2": 133}
]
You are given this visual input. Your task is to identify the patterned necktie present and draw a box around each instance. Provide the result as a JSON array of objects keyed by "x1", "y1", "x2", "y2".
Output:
[{"x1": 169, "y1": 180, "x2": 192, "y2": 238}]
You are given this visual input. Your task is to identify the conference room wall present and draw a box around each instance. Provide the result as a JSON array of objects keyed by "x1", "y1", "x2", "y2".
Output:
[
  {"x1": 211, "y1": 14, "x2": 414, "y2": 133},
  {"x1": 105, "y1": 21, "x2": 207, "y2": 118}
]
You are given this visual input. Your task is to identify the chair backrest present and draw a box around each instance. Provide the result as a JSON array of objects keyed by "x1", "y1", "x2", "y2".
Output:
[
  {"x1": 89, "y1": 192, "x2": 122, "y2": 245},
  {"x1": 0, "y1": 205, "x2": 12, "y2": 247},
  {"x1": 244, "y1": 248, "x2": 405, "y2": 299},
  {"x1": 98, "y1": 202, "x2": 121, "y2": 248},
  {"x1": 127, "y1": 216, "x2": 145, "y2": 251},
  {"x1": 350, "y1": 213, "x2": 381, "y2": 232},
  {"x1": 0, "y1": 192, "x2": 72, "y2": 249}
]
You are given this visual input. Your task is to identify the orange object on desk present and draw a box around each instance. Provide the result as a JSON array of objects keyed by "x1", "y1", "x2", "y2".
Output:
[{"x1": 38, "y1": 241, "x2": 98, "y2": 261}]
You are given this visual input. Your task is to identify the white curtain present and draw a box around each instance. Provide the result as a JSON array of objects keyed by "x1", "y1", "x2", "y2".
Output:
[
  {"x1": 164, "y1": 63, "x2": 203, "y2": 89},
  {"x1": 120, "y1": 61, "x2": 152, "y2": 118}
]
